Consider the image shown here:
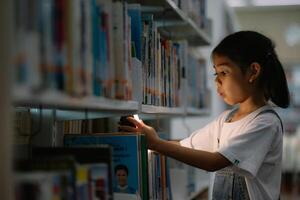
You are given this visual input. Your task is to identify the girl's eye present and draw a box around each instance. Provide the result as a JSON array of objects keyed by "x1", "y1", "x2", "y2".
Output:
[{"x1": 214, "y1": 71, "x2": 227, "y2": 77}]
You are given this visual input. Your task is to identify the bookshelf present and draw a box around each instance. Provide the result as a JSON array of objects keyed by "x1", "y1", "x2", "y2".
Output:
[
  {"x1": 11, "y1": 0, "x2": 212, "y2": 116},
  {"x1": 134, "y1": 0, "x2": 212, "y2": 46},
  {"x1": 8, "y1": 0, "x2": 213, "y2": 199}
]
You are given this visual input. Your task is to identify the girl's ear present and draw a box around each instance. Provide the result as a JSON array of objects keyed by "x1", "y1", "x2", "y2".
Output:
[{"x1": 248, "y1": 62, "x2": 261, "y2": 83}]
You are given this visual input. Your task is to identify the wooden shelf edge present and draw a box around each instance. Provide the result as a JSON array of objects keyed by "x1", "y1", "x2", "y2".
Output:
[
  {"x1": 13, "y1": 86, "x2": 139, "y2": 112},
  {"x1": 141, "y1": 104, "x2": 185, "y2": 115},
  {"x1": 186, "y1": 107, "x2": 211, "y2": 115}
]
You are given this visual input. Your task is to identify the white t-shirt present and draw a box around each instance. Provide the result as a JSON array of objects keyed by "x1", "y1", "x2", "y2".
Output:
[{"x1": 180, "y1": 105, "x2": 283, "y2": 200}]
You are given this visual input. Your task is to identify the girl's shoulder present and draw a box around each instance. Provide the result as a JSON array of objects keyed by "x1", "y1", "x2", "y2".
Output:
[
  {"x1": 244, "y1": 105, "x2": 282, "y2": 131},
  {"x1": 249, "y1": 105, "x2": 279, "y2": 121}
]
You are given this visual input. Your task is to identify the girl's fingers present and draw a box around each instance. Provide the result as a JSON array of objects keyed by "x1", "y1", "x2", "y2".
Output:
[
  {"x1": 118, "y1": 125, "x2": 139, "y2": 132},
  {"x1": 127, "y1": 117, "x2": 143, "y2": 128}
]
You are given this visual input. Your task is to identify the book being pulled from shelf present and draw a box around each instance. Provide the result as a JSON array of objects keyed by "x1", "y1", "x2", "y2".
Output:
[{"x1": 64, "y1": 132, "x2": 148, "y2": 200}]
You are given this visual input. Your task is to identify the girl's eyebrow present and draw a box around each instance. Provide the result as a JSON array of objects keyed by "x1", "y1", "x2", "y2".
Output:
[{"x1": 213, "y1": 62, "x2": 231, "y2": 68}]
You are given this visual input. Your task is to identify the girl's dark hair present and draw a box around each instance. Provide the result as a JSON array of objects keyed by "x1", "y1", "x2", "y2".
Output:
[{"x1": 212, "y1": 31, "x2": 290, "y2": 108}]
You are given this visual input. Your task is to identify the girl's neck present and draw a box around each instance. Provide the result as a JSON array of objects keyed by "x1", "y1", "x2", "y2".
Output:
[
  {"x1": 238, "y1": 98, "x2": 267, "y2": 115},
  {"x1": 228, "y1": 96, "x2": 267, "y2": 122}
]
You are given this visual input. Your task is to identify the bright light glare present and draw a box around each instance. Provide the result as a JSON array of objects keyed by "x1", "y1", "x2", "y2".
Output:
[{"x1": 133, "y1": 114, "x2": 141, "y2": 121}]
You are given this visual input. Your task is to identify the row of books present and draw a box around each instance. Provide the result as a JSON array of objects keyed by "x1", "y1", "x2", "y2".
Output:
[
  {"x1": 148, "y1": 151, "x2": 172, "y2": 200},
  {"x1": 15, "y1": 132, "x2": 172, "y2": 200},
  {"x1": 14, "y1": 0, "x2": 136, "y2": 100},
  {"x1": 141, "y1": 12, "x2": 187, "y2": 106},
  {"x1": 57, "y1": 118, "x2": 114, "y2": 135},
  {"x1": 13, "y1": 0, "x2": 208, "y2": 109}
]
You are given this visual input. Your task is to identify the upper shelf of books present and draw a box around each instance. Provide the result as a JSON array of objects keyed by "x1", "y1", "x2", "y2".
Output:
[
  {"x1": 12, "y1": 0, "x2": 211, "y2": 116},
  {"x1": 128, "y1": 0, "x2": 212, "y2": 46}
]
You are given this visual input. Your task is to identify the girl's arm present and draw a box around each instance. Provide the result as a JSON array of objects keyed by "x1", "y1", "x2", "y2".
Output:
[
  {"x1": 119, "y1": 117, "x2": 231, "y2": 172},
  {"x1": 154, "y1": 139, "x2": 231, "y2": 172},
  {"x1": 169, "y1": 140, "x2": 180, "y2": 145}
]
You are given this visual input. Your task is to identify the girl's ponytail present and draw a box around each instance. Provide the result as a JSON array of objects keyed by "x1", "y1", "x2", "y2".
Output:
[{"x1": 263, "y1": 52, "x2": 290, "y2": 108}]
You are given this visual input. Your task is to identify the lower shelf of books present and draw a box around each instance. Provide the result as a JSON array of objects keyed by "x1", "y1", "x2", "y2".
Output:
[{"x1": 14, "y1": 132, "x2": 173, "y2": 200}]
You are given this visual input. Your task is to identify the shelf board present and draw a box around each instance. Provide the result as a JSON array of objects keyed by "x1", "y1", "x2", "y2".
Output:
[
  {"x1": 13, "y1": 87, "x2": 139, "y2": 113},
  {"x1": 186, "y1": 107, "x2": 210, "y2": 116},
  {"x1": 141, "y1": 104, "x2": 185, "y2": 115},
  {"x1": 162, "y1": 0, "x2": 211, "y2": 46},
  {"x1": 130, "y1": 0, "x2": 211, "y2": 46}
]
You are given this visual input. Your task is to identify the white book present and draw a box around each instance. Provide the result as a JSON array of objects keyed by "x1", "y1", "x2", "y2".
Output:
[{"x1": 132, "y1": 58, "x2": 143, "y2": 103}]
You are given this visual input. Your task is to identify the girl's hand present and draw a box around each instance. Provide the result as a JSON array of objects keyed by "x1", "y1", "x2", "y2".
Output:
[{"x1": 118, "y1": 117, "x2": 161, "y2": 150}]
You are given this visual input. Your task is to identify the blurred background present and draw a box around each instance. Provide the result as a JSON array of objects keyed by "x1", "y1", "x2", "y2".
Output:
[{"x1": 1, "y1": 0, "x2": 300, "y2": 200}]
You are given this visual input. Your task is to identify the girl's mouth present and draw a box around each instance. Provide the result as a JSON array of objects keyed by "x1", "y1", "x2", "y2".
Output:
[{"x1": 217, "y1": 89, "x2": 224, "y2": 97}]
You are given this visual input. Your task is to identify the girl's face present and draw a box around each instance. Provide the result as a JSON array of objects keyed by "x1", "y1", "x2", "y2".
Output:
[{"x1": 213, "y1": 54, "x2": 252, "y2": 105}]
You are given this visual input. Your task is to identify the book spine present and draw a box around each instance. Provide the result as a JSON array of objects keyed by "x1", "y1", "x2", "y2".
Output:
[{"x1": 140, "y1": 134, "x2": 149, "y2": 200}]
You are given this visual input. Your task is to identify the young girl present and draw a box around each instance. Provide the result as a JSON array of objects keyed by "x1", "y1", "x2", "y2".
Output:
[{"x1": 120, "y1": 31, "x2": 290, "y2": 200}]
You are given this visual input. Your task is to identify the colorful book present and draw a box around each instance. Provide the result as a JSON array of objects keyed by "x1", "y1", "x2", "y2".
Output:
[
  {"x1": 64, "y1": 133, "x2": 148, "y2": 200},
  {"x1": 32, "y1": 146, "x2": 113, "y2": 200}
]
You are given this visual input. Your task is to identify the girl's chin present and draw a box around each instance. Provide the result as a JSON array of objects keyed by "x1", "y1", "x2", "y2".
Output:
[{"x1": 223, "y1": 98, "x2": 236, "y2": 106}]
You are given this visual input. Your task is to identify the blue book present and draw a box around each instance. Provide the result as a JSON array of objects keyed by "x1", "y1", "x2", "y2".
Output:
[
  {"x1": 64, "y1": 133, "x2": 148, "y2": 199},
  {"x1": 128, "y1": 4, "x2": 142, "y2": 61},
  {"x1": 91, "y1": 0, "x2": 102, "y2": 96}
]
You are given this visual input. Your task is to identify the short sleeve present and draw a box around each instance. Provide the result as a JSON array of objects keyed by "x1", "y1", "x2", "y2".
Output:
[
  {"x1": 179, "y1": 124, "x2": 213, "y2": 151},
  {"x1": 218, "y1": 115, "x2": 280, "y2": 177},
  {"x1": 179, "y1": 112, "x2": 228, "y2": 151}
]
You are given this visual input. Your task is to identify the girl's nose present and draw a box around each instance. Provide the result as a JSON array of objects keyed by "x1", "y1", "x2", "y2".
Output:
[{"x1": 214, "y1": 76, "x2": 222, "y2": 87}]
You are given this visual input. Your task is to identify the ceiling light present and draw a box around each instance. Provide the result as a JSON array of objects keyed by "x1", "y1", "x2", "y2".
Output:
[{"x1": 253, "y1": 0, "x2": 300, "y2": 6}]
